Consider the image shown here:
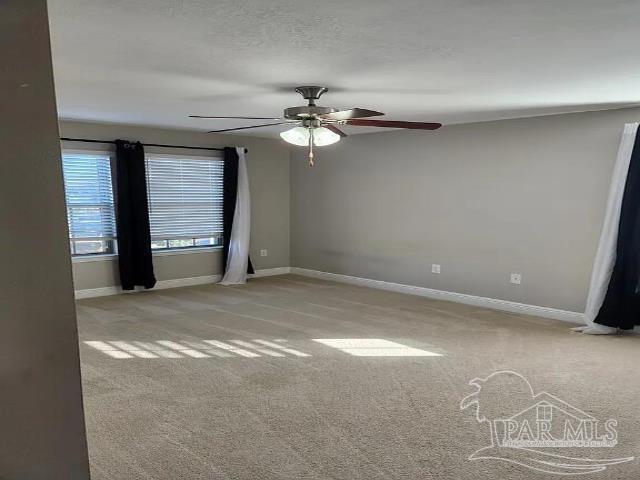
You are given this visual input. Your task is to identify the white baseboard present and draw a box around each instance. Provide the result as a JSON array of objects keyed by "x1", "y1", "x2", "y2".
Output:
[
  {"x1": 75, "y1": 274, "x2": 221, "y2": 299},
  {"x1": 290, "y1": 267, "x2": 584, "y2": 324},
  {"x1": 75, "y1": 286, "x2": 121, "y2": 299},
  {"x1": 74, "y1": 268, "x2": 292, "y2": 299},
  {"x1": 248, "y1": 267, "x2": 291, "y2": 278}
]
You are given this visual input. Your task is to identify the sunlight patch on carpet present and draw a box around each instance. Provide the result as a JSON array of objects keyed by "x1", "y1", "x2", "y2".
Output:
[{"x1": 312, "y1": 338, "x2": 442, "y2": 357}]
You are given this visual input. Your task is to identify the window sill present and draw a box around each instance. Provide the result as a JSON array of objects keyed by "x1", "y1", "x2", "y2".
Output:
[
  {"x1": 152, "y1": 246, "x2": 223, "y2": 257},
  {"x1": 72, "y1": 254, "x2": 118, "y2": 263},
  {"x1": 71, "y1": 246, "x2": 222, "y2": 263}
]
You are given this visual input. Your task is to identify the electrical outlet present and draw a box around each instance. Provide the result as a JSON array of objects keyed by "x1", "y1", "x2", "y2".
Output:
[
  {"x1": 260, "y1": 249, "x2": 268, "y2": 257},
  {"x1": 431, "y1": 264, "x2": 441, "y2": 274},
  {"x1": 510, "y1": 273, "x2": 522, "y2": 285}
]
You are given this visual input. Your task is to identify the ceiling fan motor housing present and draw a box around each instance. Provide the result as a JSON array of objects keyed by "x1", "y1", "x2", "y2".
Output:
[
  {"x1": 285, "y1": 85, "x2": 335, "y2": 119},
  {"x1": 284, "y1": 105, "x2": 336, "y2": 120}
]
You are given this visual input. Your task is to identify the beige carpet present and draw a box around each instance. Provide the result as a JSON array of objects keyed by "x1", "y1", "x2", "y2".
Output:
[{"x1": 77, "y1": 274, "x2": 640, "y2": 479}]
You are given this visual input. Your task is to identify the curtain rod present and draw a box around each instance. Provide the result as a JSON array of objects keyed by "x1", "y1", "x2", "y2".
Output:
[{"x1": 60, "y1": 137, "x2": 248, "y2": 153}]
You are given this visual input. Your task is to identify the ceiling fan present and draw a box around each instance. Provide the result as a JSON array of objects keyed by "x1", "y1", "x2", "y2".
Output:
[{"x1": 190, "y1": 86, "x2": 442, "y2": 166}]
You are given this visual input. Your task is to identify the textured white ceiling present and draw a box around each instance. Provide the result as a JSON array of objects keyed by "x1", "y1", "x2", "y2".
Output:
[{"x1": 48, "y1": 0, "x2": 640, "y2": 137}]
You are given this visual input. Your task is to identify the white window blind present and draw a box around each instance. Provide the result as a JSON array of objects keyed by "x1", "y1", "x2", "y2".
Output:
[
  {"x1": 145, "y1": 154, "x2": 224, "y2": 250},
  {"x1": 61, "y1": 152, "x2": 117, "y2": 255}
]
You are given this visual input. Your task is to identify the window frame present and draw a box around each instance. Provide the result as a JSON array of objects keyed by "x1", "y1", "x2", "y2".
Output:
[
  {"x1": 62, "y1": 148, "x2": 118, "y2": 259},
  {"x1": 144, "y1": 152, "x2": 225, "y2": 254}
]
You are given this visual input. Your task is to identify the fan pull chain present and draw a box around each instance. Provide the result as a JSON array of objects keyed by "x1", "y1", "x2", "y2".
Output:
[{"x1": 308, "y1": 128, "x2": 315, "y2": 167}]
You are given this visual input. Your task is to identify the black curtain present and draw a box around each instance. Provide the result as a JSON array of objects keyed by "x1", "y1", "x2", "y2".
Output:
[
  {"x1": 114, "y1": 140, "x2": 156, "y2": 290},
  {"x1": 595, "y1": 128, "x2": 640, "y2": 329},
  {"x1": 222, "y1": 147, "x2": 254, "y2": 275}
]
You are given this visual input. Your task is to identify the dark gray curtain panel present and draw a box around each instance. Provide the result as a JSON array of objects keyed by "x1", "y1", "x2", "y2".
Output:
[
  {"x1": 595, "y1": 127, "x2": 640, "y2": 329},
  {"x1": 114, "y1": 140, "x2": 156, "y2": 290}
]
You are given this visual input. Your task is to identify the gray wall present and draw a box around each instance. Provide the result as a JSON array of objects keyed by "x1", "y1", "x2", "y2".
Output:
[
  {"x1": 0, "y1": 2, "x2": 90, "y2": 478},
  {"x1": 291, "y1": 108, "x2": 640, "y2": 312},
  {"x1": 60, "y1": 121, "x2": 290, "y2": 291}
]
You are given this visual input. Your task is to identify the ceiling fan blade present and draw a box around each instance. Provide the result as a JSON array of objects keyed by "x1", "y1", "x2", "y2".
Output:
[
  {"x1": 191, "y1": 115, "x2": 282, "y2": 120},
  {"x1": 324, "y1": 124, "x2": 348, "y2": 137},
  {"x1": 208, "y1": 122, "x2": 290, "y2": 133},
  {"x1": 320, "y1": 108, "x2": 385, "y2": 121},
  {"x1": 346, "y1": 119, "x2": 442, "y2": 130}
]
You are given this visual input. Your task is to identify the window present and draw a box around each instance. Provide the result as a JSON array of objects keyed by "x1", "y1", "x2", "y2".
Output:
[
  {"x1": 61, "y1": 151, "x2": 117, "y2": 256},
  {"x1": 61, "y1": 150, "x2": 224, "y2": 258},
  {"x1": 145, "y1": 154, "x2": 224, "y2": 251}
]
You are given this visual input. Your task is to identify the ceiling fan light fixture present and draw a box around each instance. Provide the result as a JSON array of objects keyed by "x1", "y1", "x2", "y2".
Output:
[
  {"x1": 280, "y1": 126, "x2": 310, "y2": 146},
  {"x1": 312, "y1": 127, "x2": 341, "y2": 146},
  {"x1": 279, "y1": 126, "x2": 341, "y2": 147}
]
